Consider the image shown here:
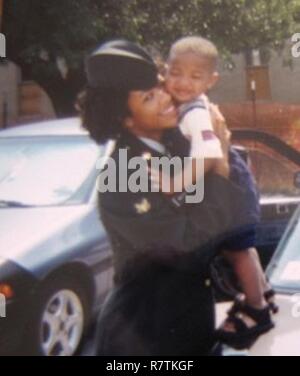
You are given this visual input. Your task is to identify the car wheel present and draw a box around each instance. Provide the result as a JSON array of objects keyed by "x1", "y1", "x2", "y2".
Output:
[{"x1": 27, "y1": 277, "x2": 91, "y2": 356}]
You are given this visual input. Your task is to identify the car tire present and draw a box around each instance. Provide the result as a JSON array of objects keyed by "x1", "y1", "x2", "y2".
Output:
[{"x1": 25, "y1": 276, "x2": 91, "y2": 356}]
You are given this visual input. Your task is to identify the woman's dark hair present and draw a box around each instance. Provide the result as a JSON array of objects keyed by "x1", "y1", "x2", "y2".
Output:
[
  {"x1": 76, "y1": 86, "x2": 130, "y2": 144},
  {"x1": 78, "y1": 39, "x2": 159, "y2": 143}
]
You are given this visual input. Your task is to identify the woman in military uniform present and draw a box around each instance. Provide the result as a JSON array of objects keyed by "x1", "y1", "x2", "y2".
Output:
[{"x1": 79, "y1": 39, "x2": 247, "y2": 356}]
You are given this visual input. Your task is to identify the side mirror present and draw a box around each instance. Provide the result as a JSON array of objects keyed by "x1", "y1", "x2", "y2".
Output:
[{"x1": 294, "y1": 171, "x2": 300, "y2": 189}]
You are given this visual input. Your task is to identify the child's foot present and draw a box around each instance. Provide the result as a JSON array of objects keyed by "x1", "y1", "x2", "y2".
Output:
[
  {"x1": 264, "y1": 289, "x2": 279, "y2": 314},
  {"x1": 216, "y1": 296, "x2": 275, "y2": 349}
]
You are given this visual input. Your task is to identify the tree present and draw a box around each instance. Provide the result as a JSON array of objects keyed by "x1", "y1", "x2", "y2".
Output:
[
  {"x1": 3, "y1": 0, "x2": 299, "y2": 116},
  {"x1": 3, "y1": 0, "x2": 106, "y2": 115},
  {"x1": 119, "y1": 0, "x2": 298, "y2": 57}
]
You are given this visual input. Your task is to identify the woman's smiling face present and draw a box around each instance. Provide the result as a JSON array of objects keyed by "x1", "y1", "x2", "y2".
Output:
[{"x1": 125, "y1": 86, "x2": 178, "y2": 141}]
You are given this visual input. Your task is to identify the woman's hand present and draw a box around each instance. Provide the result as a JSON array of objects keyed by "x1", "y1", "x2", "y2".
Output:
[{"x1": 209, "y1": 103, "x2": 231, "y2": 178}]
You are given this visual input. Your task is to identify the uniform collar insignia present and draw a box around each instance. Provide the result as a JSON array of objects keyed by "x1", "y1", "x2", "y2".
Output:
[{"x1": 134, "y1": 198, "x2": 151, "y2": 214}]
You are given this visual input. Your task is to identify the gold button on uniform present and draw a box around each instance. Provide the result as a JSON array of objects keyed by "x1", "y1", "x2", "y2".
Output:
[
  {"x1": 205, "y1": 279, "x2": 211, "y2": 287},
  {"x1": 134, "y1": 198, "x2": 151, "y2": 214}
]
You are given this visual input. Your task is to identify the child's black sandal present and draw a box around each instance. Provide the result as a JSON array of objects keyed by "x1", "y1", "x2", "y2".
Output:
[
  {"x1": 216, "y1": 302, "x2": 275, "y2": 349},
  {"x1": 264, "y1": 289, "x2": 279, "y2": 314}
]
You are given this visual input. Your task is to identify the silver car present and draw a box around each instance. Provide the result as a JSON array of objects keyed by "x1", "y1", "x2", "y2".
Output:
[{"x1": 0, "y1": 118, "x2": 113, "y2": 356}]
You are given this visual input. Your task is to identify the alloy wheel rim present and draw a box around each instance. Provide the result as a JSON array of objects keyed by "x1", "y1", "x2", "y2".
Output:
[{"x1": 40, "y1": 289, "x2": 84, "y2": 356}]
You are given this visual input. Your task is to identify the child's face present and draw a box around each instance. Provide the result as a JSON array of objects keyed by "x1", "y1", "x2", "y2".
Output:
[{"x1": 165, "y1": 52, "x2": 219, "y2": 104}]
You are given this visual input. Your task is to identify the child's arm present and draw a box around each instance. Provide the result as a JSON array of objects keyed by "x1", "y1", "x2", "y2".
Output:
[
  {"x1": 184, "y1": 107, "x2": 223, "y2": 159},
  {"x1": 151, "y1": 104, "x2": 229, "y2": 194},
  {"x1": 164, "y1": 104, "x2": 222, "y2": 194}
]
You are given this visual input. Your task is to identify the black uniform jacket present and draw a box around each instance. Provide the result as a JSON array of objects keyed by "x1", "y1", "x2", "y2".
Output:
[{"x1": 95, "y1": 129, "x2": 247, "y2": 356}]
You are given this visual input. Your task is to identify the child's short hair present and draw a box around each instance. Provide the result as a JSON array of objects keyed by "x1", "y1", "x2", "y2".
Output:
[{"x1": 169, "y1": 36, "x2": 218, "y2": 71}]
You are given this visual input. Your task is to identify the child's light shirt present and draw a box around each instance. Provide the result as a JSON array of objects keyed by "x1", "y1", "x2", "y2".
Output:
[{"x1": 179, "y1": 94, "x2": 223, "y2": 159}]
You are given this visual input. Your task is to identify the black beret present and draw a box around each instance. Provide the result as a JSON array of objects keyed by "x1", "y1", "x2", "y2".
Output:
[{"x1": 86, "y1": 39, "x2": 158, "y2": 91}]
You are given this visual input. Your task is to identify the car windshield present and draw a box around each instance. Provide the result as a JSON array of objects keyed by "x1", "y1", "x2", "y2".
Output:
[
  {"x1": 0, "y1": 136, "x2": 100, "y2": 207},
  {"x1": 267, "y1": 205, "x2": 300, "y2": 293}
]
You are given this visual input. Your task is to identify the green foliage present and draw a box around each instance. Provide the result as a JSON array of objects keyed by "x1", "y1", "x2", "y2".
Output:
[
  {"x1": 116, "y1": 0, "x2": 298, "y2": 55},
  {"x1": 3, "y1": 0, "x2": 299, "y2": 114},
  {"x1": 4, "y1": 0, "x2": 103, "y2": 66}
]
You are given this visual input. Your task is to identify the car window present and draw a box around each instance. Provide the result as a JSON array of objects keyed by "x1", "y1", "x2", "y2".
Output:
[
  {"x1": 0, "y1": 136, "x2": 100, "y2": 206},
  {"x1": 234, "y1": 140, "x2": 300, "y2": 197},
  {"x1": 267, "y1": 205, "x2": 300, "y2": 292}
]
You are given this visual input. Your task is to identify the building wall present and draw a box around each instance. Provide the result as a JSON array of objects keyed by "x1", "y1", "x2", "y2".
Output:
[
  {"x1": 210, "y1": 44, "x2": 300, "y2": 105},
  {"x1": 0, "y1": 61, "x2": 56, "y2": 128},
  {"x1": 0, "y1": 61, "x2": 21, "y2": 128},
  {"x1": 269, "y1": 47, "x2": 300, "y2": 104},
  {"x1": 210, "y1": 53, "x2": 247, "y2": 103},
  {"x1": 17, "y1": 81, "x2": 56, "y2": 125}
]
